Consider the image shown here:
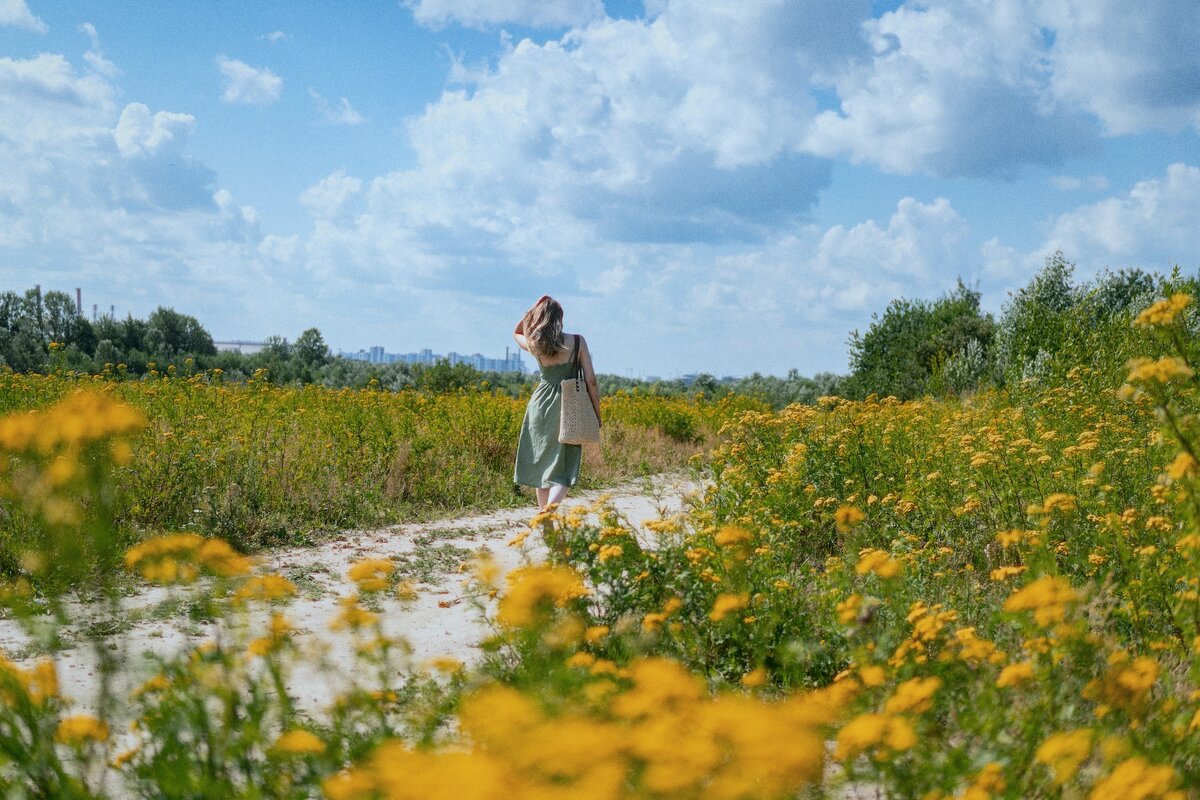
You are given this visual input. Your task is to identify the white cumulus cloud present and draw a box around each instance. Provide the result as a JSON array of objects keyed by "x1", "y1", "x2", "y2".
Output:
[
  {"x1": 804, "y1": 0, "x2": 1098, "y2": 175},
  {"x1": 300, "y1": 170, "x2": 363, "y2": 219},
  {"x1": 0, "y1": 0, "x2": 46, "y2": 32},
  {"x1": 215, "y1": 56, "x2": 283, "y2": 105},
  {"x1": 1040, "y1": 163, "x2": 1200, "y2": 271},
  {"x1": 0, "y1": 52, "x2": 277, "y2": 333},
  {"x1": 406, "y1": 0, "x2": 604, "y2": 29},
  {"x1": 1040, "y1": 0, "x2": 1200, "y2": 136},
  {"x1": 113, "y1": 102, "x2": 195, "y2": 158},
  {"x1": 309, "y1": 88, "x2": 365, "y2": 125}
]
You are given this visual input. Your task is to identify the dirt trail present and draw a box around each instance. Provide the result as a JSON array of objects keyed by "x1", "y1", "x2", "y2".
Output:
[{"x1": 0, "y1": 475, "x2": 700, "y2": 715}]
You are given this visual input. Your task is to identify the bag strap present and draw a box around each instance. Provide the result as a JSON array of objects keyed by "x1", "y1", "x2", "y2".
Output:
[{"x1": 570, "y1": 335, "x2": 582, "y2": 385}]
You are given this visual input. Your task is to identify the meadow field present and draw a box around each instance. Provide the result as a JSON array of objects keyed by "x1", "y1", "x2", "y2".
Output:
[
  {"x1": 0, "y1": 368, "x2": 759, "y2": 585},
  {"x1": 0, "y1": 293, "x2": 1198, "y2": 798}
]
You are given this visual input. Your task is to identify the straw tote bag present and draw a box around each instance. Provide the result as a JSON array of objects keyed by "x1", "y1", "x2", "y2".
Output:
[{"x1": 558, "y1": 335, "x2": 601, "y2": 445}]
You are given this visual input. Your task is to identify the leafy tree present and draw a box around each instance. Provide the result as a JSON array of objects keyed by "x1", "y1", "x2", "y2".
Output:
[
  {"x1": 293, "y1": 328, "x2": 330, "y2": 369},
  {"x1": 993, "y1": 251, "x2": 1078, "y2": 380},
  {"x1": 145, "y1": 307, "x2": 217, "y2": 357},
  {"x1": 846, "y1": 280, "x2": 994, "y2": 399}
]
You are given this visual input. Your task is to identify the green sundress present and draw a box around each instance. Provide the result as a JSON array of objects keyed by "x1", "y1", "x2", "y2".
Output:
[{"x1": 513, "y1": 355, "x2": 583, "y2": 488}]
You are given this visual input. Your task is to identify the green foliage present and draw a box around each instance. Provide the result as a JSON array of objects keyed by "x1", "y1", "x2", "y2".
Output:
[
  {"x1": 994, "y1": 255, "x2": 1200, "y2": 388},
  {"x1": 846, "y1": 280, "x2": 995, "y2": 400}
]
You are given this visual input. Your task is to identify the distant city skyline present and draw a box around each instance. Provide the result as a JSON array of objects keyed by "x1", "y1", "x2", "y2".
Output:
[{"x1": 338, "y1": 345, "x2": 525, "y2": 374}]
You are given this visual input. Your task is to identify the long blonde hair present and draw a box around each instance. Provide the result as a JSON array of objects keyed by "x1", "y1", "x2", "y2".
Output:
[{"x1": 523, "y1": 297, "x2": 566, "y2": 359}]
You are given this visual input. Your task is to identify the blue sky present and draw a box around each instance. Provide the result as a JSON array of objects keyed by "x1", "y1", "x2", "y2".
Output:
[{"x1": 1, "y1": 0, "x2": 1198, "y2": 377}]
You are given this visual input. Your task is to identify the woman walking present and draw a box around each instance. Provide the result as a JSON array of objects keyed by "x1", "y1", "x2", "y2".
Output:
[{"x1": 512, "y1": 295, "x2": 601, "y2": 510}]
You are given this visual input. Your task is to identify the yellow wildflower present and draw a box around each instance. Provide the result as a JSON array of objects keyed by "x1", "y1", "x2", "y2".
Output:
[
  {"x1": 856, "y1": 548, "x2": 903, "y2": 578},
  {"x1": 1035, "y1": 729, "x2": 1093, "y2": 785},
  {"x1": 740, "y1": 667, "x2": 768, "y2": 688},
  {"x1": 496, "y1": 564, "x2": 590, "y2": 628},
  {"x1": 1089, "y1": 757, "x2": 1184, "y2": 800},
  {"x1": 273, "y1": 729, "x2": 326, "y2": 756},
  {"x1": 584, "y1": 625, "x2": 609, "y2": 643},
  {"x1": 834, "y1": 713, "x2": 916, "y2": 761},
  {"x1": 597, "y1": 544, "x2": 624, "y2": 562},
  {"x1": 1003, "y1": 576, "x2": 1080, "y2": 626},
  {"x1": 1133, "y1": 293, "x2": 1191, "y2": 327},
  {"x1": 996, "y1": 661, "x2": 1034, "y2": 688},
  {"x1": 1125, "y1": 357, "x2": 1194, "y2": 385},
  {"x1": 961, "y1": 762, "x2": 1006, "y2": 800},
  {"x1": 884, "y1": 676, "x2": 941, "y2": 715},
  {"x1": 835, "y1": 506, "x2": 865, "y2": 533},
  {"x1": 715, "y1": 526, "x2": 753, "y2": 547},
  {"x1": 233, "y1": 574, "x2": 298, "y2": 605},
  {"x1": 1083, "y1": 653, "x2": 1158, "y2": 715},
  {"x1": 990, "y1": 565, "x2": 1027, "y2": 581},
  {"x1": 709, "y1": 593, "x2": 750, "y2": 622},
  {"x1": 322, "y1": 769, "x2": 377, "y2": 800},
  {"x1": 56, "y1": 715, "x2": 109, "y2": 745},
  {"x1": 347, "y1": 558, "x2": 394, "y2": 592},
  {"x1": 1166, "y1": 452, "x2": 1198, "y2": 481},
  {"x1": 330, "y1": 596, "x2": 379, "y2": 631}
]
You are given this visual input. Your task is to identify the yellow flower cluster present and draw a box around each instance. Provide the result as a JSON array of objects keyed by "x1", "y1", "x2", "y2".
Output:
[
  {"x1": 124, "y1": 533, "x2": 252, "y2": 583},
  {"x1": 834, "y1": 713, "x2": 916, "y2": 762},
  {"x1": 1089, "y1": 757, "x2": 1185, "y2": 800},
  {"x1": 1082, "y1": 652, "x2": 1159, "y2": 717},
  {"x1": 1133, "y1": 293, "x2": 1192, "y2": 327},
  {"x1": 709, "y1": 593, "x2": 750, "y2": 622},
  {"x1": 1124, "y1": 357, "x2": 1194, "y2": 386},
  {"x1": 0, "y1": 656, "x2": 57, "y2": 705},
  {"x1": 0, "y1": 390, "x2": 144, "y2": 456},
  {"x1": 1003, "y1": 576, "x2": 1080, "y2": 627},
  {"x1": 883, "y1": 676, "x2": 941, "y2": 714},
  {"x1": 325, "y1": 657, "x2": 837, "y2": 800},
  {"x1": 347, "y1": 558, "x2": 394, "y2": 592},
  {"x1": 834, "y1": 505, "x2": 865, "y2": 533},
  {"x1": 273, "y1": 729, "x2": 326, "y2": 756},
  {"x1": 855, "y1": 548, "x2": 902, "y2": 578},
  {"x1": 1035, "y1": 729, "x2": 1093, "y2": 784},
  {"x1": 232, "y1": 574, "x2": 298, "y2": 604},
  {"x1": 496, "y1": 564, "x2": 590, "y2": 628},
  {"x1": 714, "y1": 526, "x2": 753, "y2": 547},
  {"x1": 330, "y1": 595, "x2": 380, "y2": 631},
  {"x1": 55, "y1": 714, "x2": 110, "y2": 745}
]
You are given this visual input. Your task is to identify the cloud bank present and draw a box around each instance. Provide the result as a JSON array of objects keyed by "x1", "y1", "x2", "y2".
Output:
[{"x1": 0, "y1": 2, "x2": 1198, "y2": 374}]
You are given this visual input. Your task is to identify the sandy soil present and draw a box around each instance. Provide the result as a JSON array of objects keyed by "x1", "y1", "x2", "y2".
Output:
[{"x1": 0, "y1": 475, "x2": 700, "y2": 717}]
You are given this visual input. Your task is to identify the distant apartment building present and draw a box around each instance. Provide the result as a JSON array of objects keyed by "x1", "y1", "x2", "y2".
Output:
[{"x1": 338, "y1": 345, "x2": 525, "y2": 373}]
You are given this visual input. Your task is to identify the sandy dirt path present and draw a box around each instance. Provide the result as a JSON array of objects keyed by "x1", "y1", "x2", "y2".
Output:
[{"x1": 0, "y1": 475, "x2": 700, "y2": 716}]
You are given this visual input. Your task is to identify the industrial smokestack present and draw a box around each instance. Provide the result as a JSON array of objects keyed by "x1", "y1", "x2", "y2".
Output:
[
  {"x1": 110, "y1": 305, "x2": 115, "y2": 319},
  {"x1": 75, "y1": 288, "x2": 82, "y2": 315},
  {"x1": 92, "y1": 304, "x2": 97, "y2": 322}
]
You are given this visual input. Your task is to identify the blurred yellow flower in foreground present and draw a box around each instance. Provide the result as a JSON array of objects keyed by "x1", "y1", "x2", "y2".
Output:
[
  {"x1": 1035, "y1": 729, "x2": 1092, "y2": 785},
  {"x1": 834, "y1": 713, "x2": 916, "y2": 761},
  {"x1": 1133, "y1": 293, "x2": 1191, "y2": 327},
  {"x1": 347, "y1": 558, "x2": 394, "y2": 592},
  {"x1": 496, "y1": 564, "x2": 590, "y2": 628},
  {"x1": 273, "y1": 729, "x2": 326, "y2": 756},
  {"x1": 56, "y1": 715, "x2": 109, "y2": 745}
]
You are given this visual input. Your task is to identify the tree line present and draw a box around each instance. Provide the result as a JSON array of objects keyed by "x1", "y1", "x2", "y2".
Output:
[
  {"x1": 843, "y1": 252, "x2": 1200, "y2": 400},
  {"x1": 4, "y1": 253, "x2": 1195, "y2": 404}
]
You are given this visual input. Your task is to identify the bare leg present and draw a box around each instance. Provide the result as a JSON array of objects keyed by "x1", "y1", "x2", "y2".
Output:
[
  {"x1": 546, "y1": 483, "x2": 569, "y2": 507},
  {"x1": 536, "y1": 487, "x2": 550, "y2": 509}
]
